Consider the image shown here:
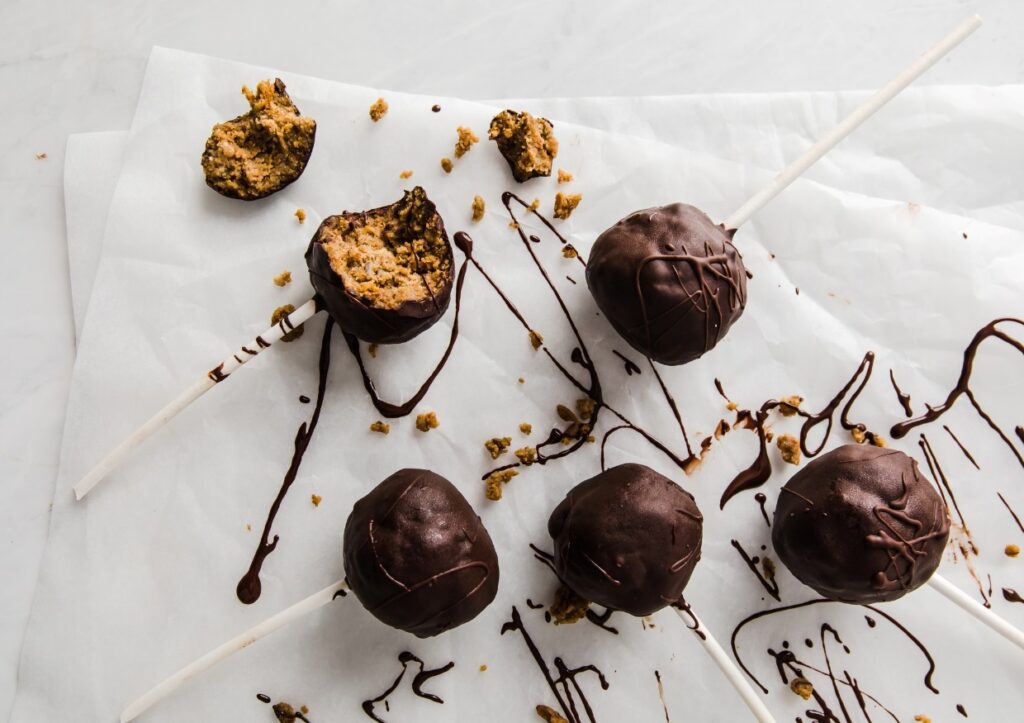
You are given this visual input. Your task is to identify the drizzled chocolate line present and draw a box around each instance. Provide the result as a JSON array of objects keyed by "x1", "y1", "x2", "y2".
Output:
[
  {"x1": 719, "y1": 351, "x2": 877, "y2": 508},
  {"x1": 585, "y1": 607, "x2": 619, "y2": 635},
  {"x1": 731, "y1": 539, "x2": 780, "y2": 601},
  {"x1": 1003, "y1": 588, "x2": 1024, "y2": 604},
  {"x1": 891, "y1": 319, "x2": 1024, "y2": 470},
  {"x1": 943, "y1": 425, "x2": 980, "y2": 469},
  {"x1": 236, "y1": 318, "x2": 334, "y2": 605},
  {"x1": 889, "y1": 369, "x2": 913, "y2": 417},
  {"x1": 360, "y1": 651, "x2": 454, "y2": 722},
  {"x1": 654, "y1": 670, "x2": 671, "y2": 723},
  {"x1": 528, "y1": 544, "x2": 619, "y2": 635},
  {"x1": 343, "y1": 235, "x2": 474, "y2": 418},
  {"x1": 755, "y1": 492, "x2": 770, "y2": 526},
  {"x1": 997, "y1": 492, "x2": 1024, "y2": 534},
  {"x1": 672, "y1": 598, "x2": 706, "y2": 641},
  {"x1": 730, "y1": 598, "x2": 938, "y2": 696},
  {"x1": 501, "y1": 607, "x2": 608, "y2": 723},
  {"x1": 612, "y1": 350, "x2": 642, "y2": 376}
]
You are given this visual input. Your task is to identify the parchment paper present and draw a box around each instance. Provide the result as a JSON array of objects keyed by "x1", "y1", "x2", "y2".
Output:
[{"x1": 19, "y1": 47, "x2": 1024, "y2": 722}]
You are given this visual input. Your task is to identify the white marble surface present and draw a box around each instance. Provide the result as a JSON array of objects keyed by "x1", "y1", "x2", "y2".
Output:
[{"x1": 3, "y1": 1, "x2": 1024, "y2": 720}]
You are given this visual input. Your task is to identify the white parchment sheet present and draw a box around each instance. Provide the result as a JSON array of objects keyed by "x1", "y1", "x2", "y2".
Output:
[{"x1": 21, "y1": 47, "x2": 1024, "y2": 722}]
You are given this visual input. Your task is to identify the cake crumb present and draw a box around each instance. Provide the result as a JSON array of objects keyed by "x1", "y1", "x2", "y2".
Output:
[
  {"x1": 778, "y1": 395, "x2": 803, "y2": 417},
  {"x1": 294, "y1": 208, "x2": 306, "y2": 224},
  {"x1": 310, "y1": 494, "x2": 322, "y2": 507},
  {"x1": 777, "y1": 434, "x2": 801, "y2": 465},
  {"x1": 300, "y1": 706, "x2": 309, "y2": 716},
  {"x1": 471, "y1": 195, "x2": 485, "y2": 222},
  {"x1": 519, "y1": 422, "x2": 532, "y2": 435},
  {"x1": 851, "y1": 427, "x2": 867, "y2": 444},
  {"x1": 485, "y1": 437, "x2": 513, "y2": 459},
  {"x1": 369, "y1": 98, "x2": 389, "y2": 122},
  {"x1": 726, "y1": 401, "x2": 738, "y2": 411},
  {"x1": 368, "y1": 343, "x2": 379, "y2": 358},
  {"x1": 536, "y1": 705, "x2": 569, "y2": 723},
  {"x1": 454, "y1": 126, "x2": 479, "y2": 158},
  {"x1": 550, "y1": 584, "x2": 589, "y2": 625},
  {"x1": 508, "y1": 221, "x2": 519, "y2": 229},
  {"x1": 399, "y1": 170, "x2": 413, "y2": 179},
  {"x1": 562, "y1": 245, "x2": 578, "y2": 259},
  {"x1": 35, "y1": 152, "x2": 47, "y2": 160},
  {"x1": 488, "y1": 110, "x2": 559, "y2": 182},
  {"x1": 515, "y1": 447, "x2": 537, "y2": 465},
  {"x1": 485, "y1": 468, "x2": 518, "y2": 501},
  {"x1": 369, "y1": 420, "x2": 390, "y2": 435},
  {"x1": 440, "y1": 157, "x2": 453, "y2": 174},
  {"x1": 790, "y1": 678, "x2": 814, "y2": 700},
  {"x1": 576, "y1": 398, "x2": 596, "y2": 420},
  {"x1": 557, "y1": 169, "x2": 573, "y2": 184},
  {"x1": 528, "y1": 197, "x2": 541, "y2": 212},
  {"x1": 273, "y1": 270, "x2": 292, "y2": 287},
  {"x1": 479, "y1": 664, "x2": 487, "y2": 672},
  {"x1": 871, "y1": 435, "x2": 888, "y2": 448},
  {"x1": 518, "y1": 377, "x2": 525, "y2": 385},
  {"x1": 553, "y1": 192, "x2": 582, "y2": 220},
  {"x1": 270, "y1": 304, "x2": 304, "y2": 342},
  {"x1": 529, "y1": 330, "x2": 544, "y2": 349},
  {"x1": 1006, "y1": 544, "x2": 1020, "y2": 558},
  {"x1": 415, "y1": 412, "x2": 439, "y2": 432},
  {"x1": 914, "y1": 717, "x2": 932, "y2": 723},
  {"x1": 246, "y1": 523, "x2": 252, "y2": 532}
]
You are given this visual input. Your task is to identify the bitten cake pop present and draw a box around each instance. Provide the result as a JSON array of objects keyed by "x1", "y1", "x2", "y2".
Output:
[
  {"x1": 305, "y1": 186, "x2": 454, "y2": 344},
  {"x1": 344, "y1": 468, "x2": 500, "y2": 637},
  {"x1": 772, "y1": 444, "x2": 949, "y2": 603},
  {"x1": 586, "y1": 204, "x2": 747, "y2": 366},
  {"x1": 121, "y1": 468, "x2": 499, "y2": 721},
  {"x1": 548, "y1": 463, "x2": 703, "y2": 615},
  {"x1": 201, "y1": 78, "x2": 316, "y2": 200}
]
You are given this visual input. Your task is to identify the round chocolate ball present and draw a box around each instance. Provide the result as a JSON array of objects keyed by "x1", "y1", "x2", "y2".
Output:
[
  {"x1": 548, "y1": 463, "x2": 703, "y2": 616},
  {"x1": 586, "y1": 203, "x2": 747, "y2": 366},
  {"x1": 305, "y1": 186, "x2": 454, "y2": 344},
  {"x1": 772, "y1": 445, "x2": 950, "y2": 603},
  {"x1": 343, "y1": 469, "x2": 499, "y2": 637}
]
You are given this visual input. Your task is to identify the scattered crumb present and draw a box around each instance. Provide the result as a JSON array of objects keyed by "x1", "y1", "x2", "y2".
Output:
[
  {"x1": 273, "y1": 270, "x2": 292, "y2": 287},
  {"x1": 415, "y1": 411, "x2": 439, "y2": 432},
  {"x1": 454, "y1": 126, "x2": 480, "y2": 158},
  {"x1": 300, "y1": 707, "x2": 309, "y2": 716},
  {"x1": 550, "y1": 584, "x2": 589, "y2": 625},
  {"x1": 519, "y1": 422, "x2": 533, "y2": 435},
  {"x1": 35, "y1": 152, "x2": 47, "y2": 160},
  {"x1": 536, "y1": 705, "x2": 570, "y2": 723},
  {"x1": 399, "y1": 169, "x2": 413, "y2": 179},
  {"x1": 872, "y1": 435, "x2": 888, "y2": 448},
  {"x1": 778, "y1": 395, "x2": 803, "y2": 417},
  {"x1": 529, "y1": 330, "x2": 544, "y2": 349},
  {"x1": 914, "y1": 717, "x2": 932, "y2": 723},
  {"x1": 479, "y1": 664, "x2": 488, "y2": 672},
  {"x1": 270, "y1": 304, "x2": 304, "y2": 342},
  {"x1": 485, "y1": 437, "x2": 513, "y2": 459},
  {"x1": 488, "y1": 109, "x2": 559, "y2": 182},
  {"x1": 294, "y1": 208, "x2": 306, "y2": 224},
  {"x1": 311, "y1": 494, "x2": 322, "y2": 507},
  {"x1": 557, "y1": 405, "x2": 579, "y2": 422},
  {"x1": 518, "y1": 377, "x2": 525, "y2": 385},
  {"x1": 790, "y1": 678, "x2": 814, "y2": 700},
  {"x1": 1006, "y1": 544, "x2": 1020, "y2": 558},
  {"x1": 766, "y1": 431, "x2": 775, "y2": 443},
  {"x1": 367, "y1": 343, "x2": 379, "y2": 358},
  {"x1": 851, "y1": 427, "x2": 867, "y2": 444},
  {"x1": 726, "y1": 401, "x2": 738, "y2": 411},
  {"x1": 369, "y1": 98, "x2": 389, "y2": 122},
  {"x1": 509, "y1": 221, "x2": 520, "y2": 229},
  {"x1": 246, "y1": 523, "x2": 252, "y2": 532},
  {"x1": 777, "y1": 434, "x2": 801, "y2": 465},
  {"x1": 962, "y1": 232, "x2": 968, "y2": 239},
  {"x1": 485, "y1": 468, "x2": 518, "y2": 500},
  {"x1": 369, "y1": 420, "x2": 391, "y2": 435},
  {"x1": 440, "y1": 157, "x2": 453, "y2": 173},
  {"x1": 528, "y1": 197, "x2": 541, "y2": 212},
  {"x1": 562, "y1": 245, "x2": 578, "y2": 259},
  {"x1": 557, "y1": 169, "x2": 573, "y2": 184},
  {"x1": 515, "y1": 447, "x2": 537, "y2": 465},
  {"x1": 471, "y1": 195, "x2": 485, "y2": 222},
  {"x1": 587, "y1": 435, "x2": 595, "y2": 443},
  {"x1": 576, "y1": 398, "x2": 596, "y2": 420},
  {"x1": 432, "y1": 104, "x2": 441, "y2": 113},
  {"x1": 553, "y1": 192, "x2": 582, "y2": 220},
  {"x1": 761, "y1": 556, "x2": 777, "y2": 585}
]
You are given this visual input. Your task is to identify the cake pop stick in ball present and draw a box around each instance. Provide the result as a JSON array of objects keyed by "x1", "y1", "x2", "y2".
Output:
[
  {"x1": 120, "y1": 468, "x2": 499, "y2": 721},
  {"x1": 548, "y1": 464, "x2": 777, "y2": 722}
]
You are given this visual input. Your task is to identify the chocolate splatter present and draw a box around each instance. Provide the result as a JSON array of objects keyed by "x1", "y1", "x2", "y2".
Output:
[
  {"x1": 612, "y1": 350, "x2": 642, "y2": 376},
  {"x1": 1003, "y1": 588, "x2": 1024, "y2": 604},
  {"x1": 654, "y1": 670, "x2": 671, "y2": 722},
  {"x1": 957, "y1": 703, "x2": 968, "y2": 717},
  {"x1": 889, "y1": 369, "x2": 913, "y2": 417},
  {"x1": 731, "y1": 539, "x2": 781, "y2": 601},
  {"x1": 755, "y1": 492, "x2": 770, "y2": 526},
  {"x1": 361, "y1": 651, "x2": 454, "y2": 722}
]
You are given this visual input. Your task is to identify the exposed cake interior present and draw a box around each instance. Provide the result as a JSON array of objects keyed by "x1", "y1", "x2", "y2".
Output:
[
  {"x1": 319, "y1": 187, "x2": 451, "y2": 310},
  {"x1": 488, "y1": 110, "x2": 558, "y2": 180}
]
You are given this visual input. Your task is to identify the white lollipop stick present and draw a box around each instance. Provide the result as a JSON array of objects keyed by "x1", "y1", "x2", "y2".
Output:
[
  {"x1": 723, "y1": 15, "x2": 982, "y2": 230},
  {"x1": 929, "y1": 573, "x2": 1024, "y2": 651},
  {"x1": 120, "y1": 577, "x2": 346, "y2": 723},
  {"x1": 673, "y1": 606, "x2": 777, "y2": 723},
  {"x1": 74, "y1": 298, "x2": 319, "y2": 500}
]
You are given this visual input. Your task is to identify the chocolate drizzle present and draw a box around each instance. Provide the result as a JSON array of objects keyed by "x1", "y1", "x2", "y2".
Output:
[
  {"x1": 1002, "y1": 588, "x2": 1024, "y2": 604},
  {"x1": 654, "y1": 670, "x2": 671, "y2": 722},
  {"x1": 891, "y1": 319, "x2": 1024, "y2": 470},
  {"x1": 236, "y1": 318, "x2": 334, "y2": 604},
  {"x1": 501, "y1": 606, "x2": 609, "y2": 723},
  {"x1": 731, "y1": 539, "x2": 781, "y2": 601},
  {"x1": 755, "y1": 492, "x2": 770, "y2": 526},
  {"x1": 612, "y1": 350, "x2": 642, "y2": 376},
  {"x1": 943, "y1": 425, "x2": 980, "y2": 469},
  {"x1": 360, "y1": 651, "x2": 454, "y2": 722},
  {"x1": 888, "y1": 369, "x2": 913, "y2": 417},
  {"x1": 997, "y1": 492, "x2": 1024, "y2": 533},
  {"x1": 673, "y1": 598, "x2": 706, "y2": 640}
]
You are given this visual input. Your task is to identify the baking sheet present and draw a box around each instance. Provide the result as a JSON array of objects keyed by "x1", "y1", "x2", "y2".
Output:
[{"x1": 19, "y1": 47, "x2": 1024, "y2": 722}]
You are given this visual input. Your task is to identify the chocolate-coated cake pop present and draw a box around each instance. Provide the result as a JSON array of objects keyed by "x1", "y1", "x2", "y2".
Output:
[
  {"x1": 343, "y1": 469, "x2": 500, "y2": 637},
  {"x1": 548, "y1": 463, "x2": 703, "y2": 616},
  {"x1": 772, "y1": 444, "x2": 950, "y2": 604},
  {"x1": 586, "y1": 203, "x2": 747, "y2": 366},
  {"x1": 305, "y1": 187, "x2": 454, "y2": 344}
]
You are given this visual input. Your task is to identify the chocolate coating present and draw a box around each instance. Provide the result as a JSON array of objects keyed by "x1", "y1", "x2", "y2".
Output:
[
  {"x1": 586, "y1": 203, "x2": 747, "y2": 366},
  {"x1": 343, "y1": 469, "x2": 500, "y2": 637},
  {"x1": 548, "y1": 463, "x2": 703, "y2": 616},
  {"x1": 773, "y1": 445, "x2": 950, "y2": 604},
  {"x1": 305, "y1": 187, "x2": 454, "y2": 344}
]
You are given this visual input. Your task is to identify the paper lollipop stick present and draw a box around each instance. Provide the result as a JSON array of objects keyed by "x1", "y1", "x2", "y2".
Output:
[
  {"x1": 73, "y1": 298, "x2": 319, "y2": 500},
  {"x1": 928, "y1": 574, "x2": 1024, "y2": 651},
  {"x1": 723, "y1": 14, "x2": 982, "y2": 230},
  {"x1": 120, "y1": 577, "x2": 346, "y2": 723},
  {"x1": 673, "y1": 605, "x2": 777, "y2": 723}
]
